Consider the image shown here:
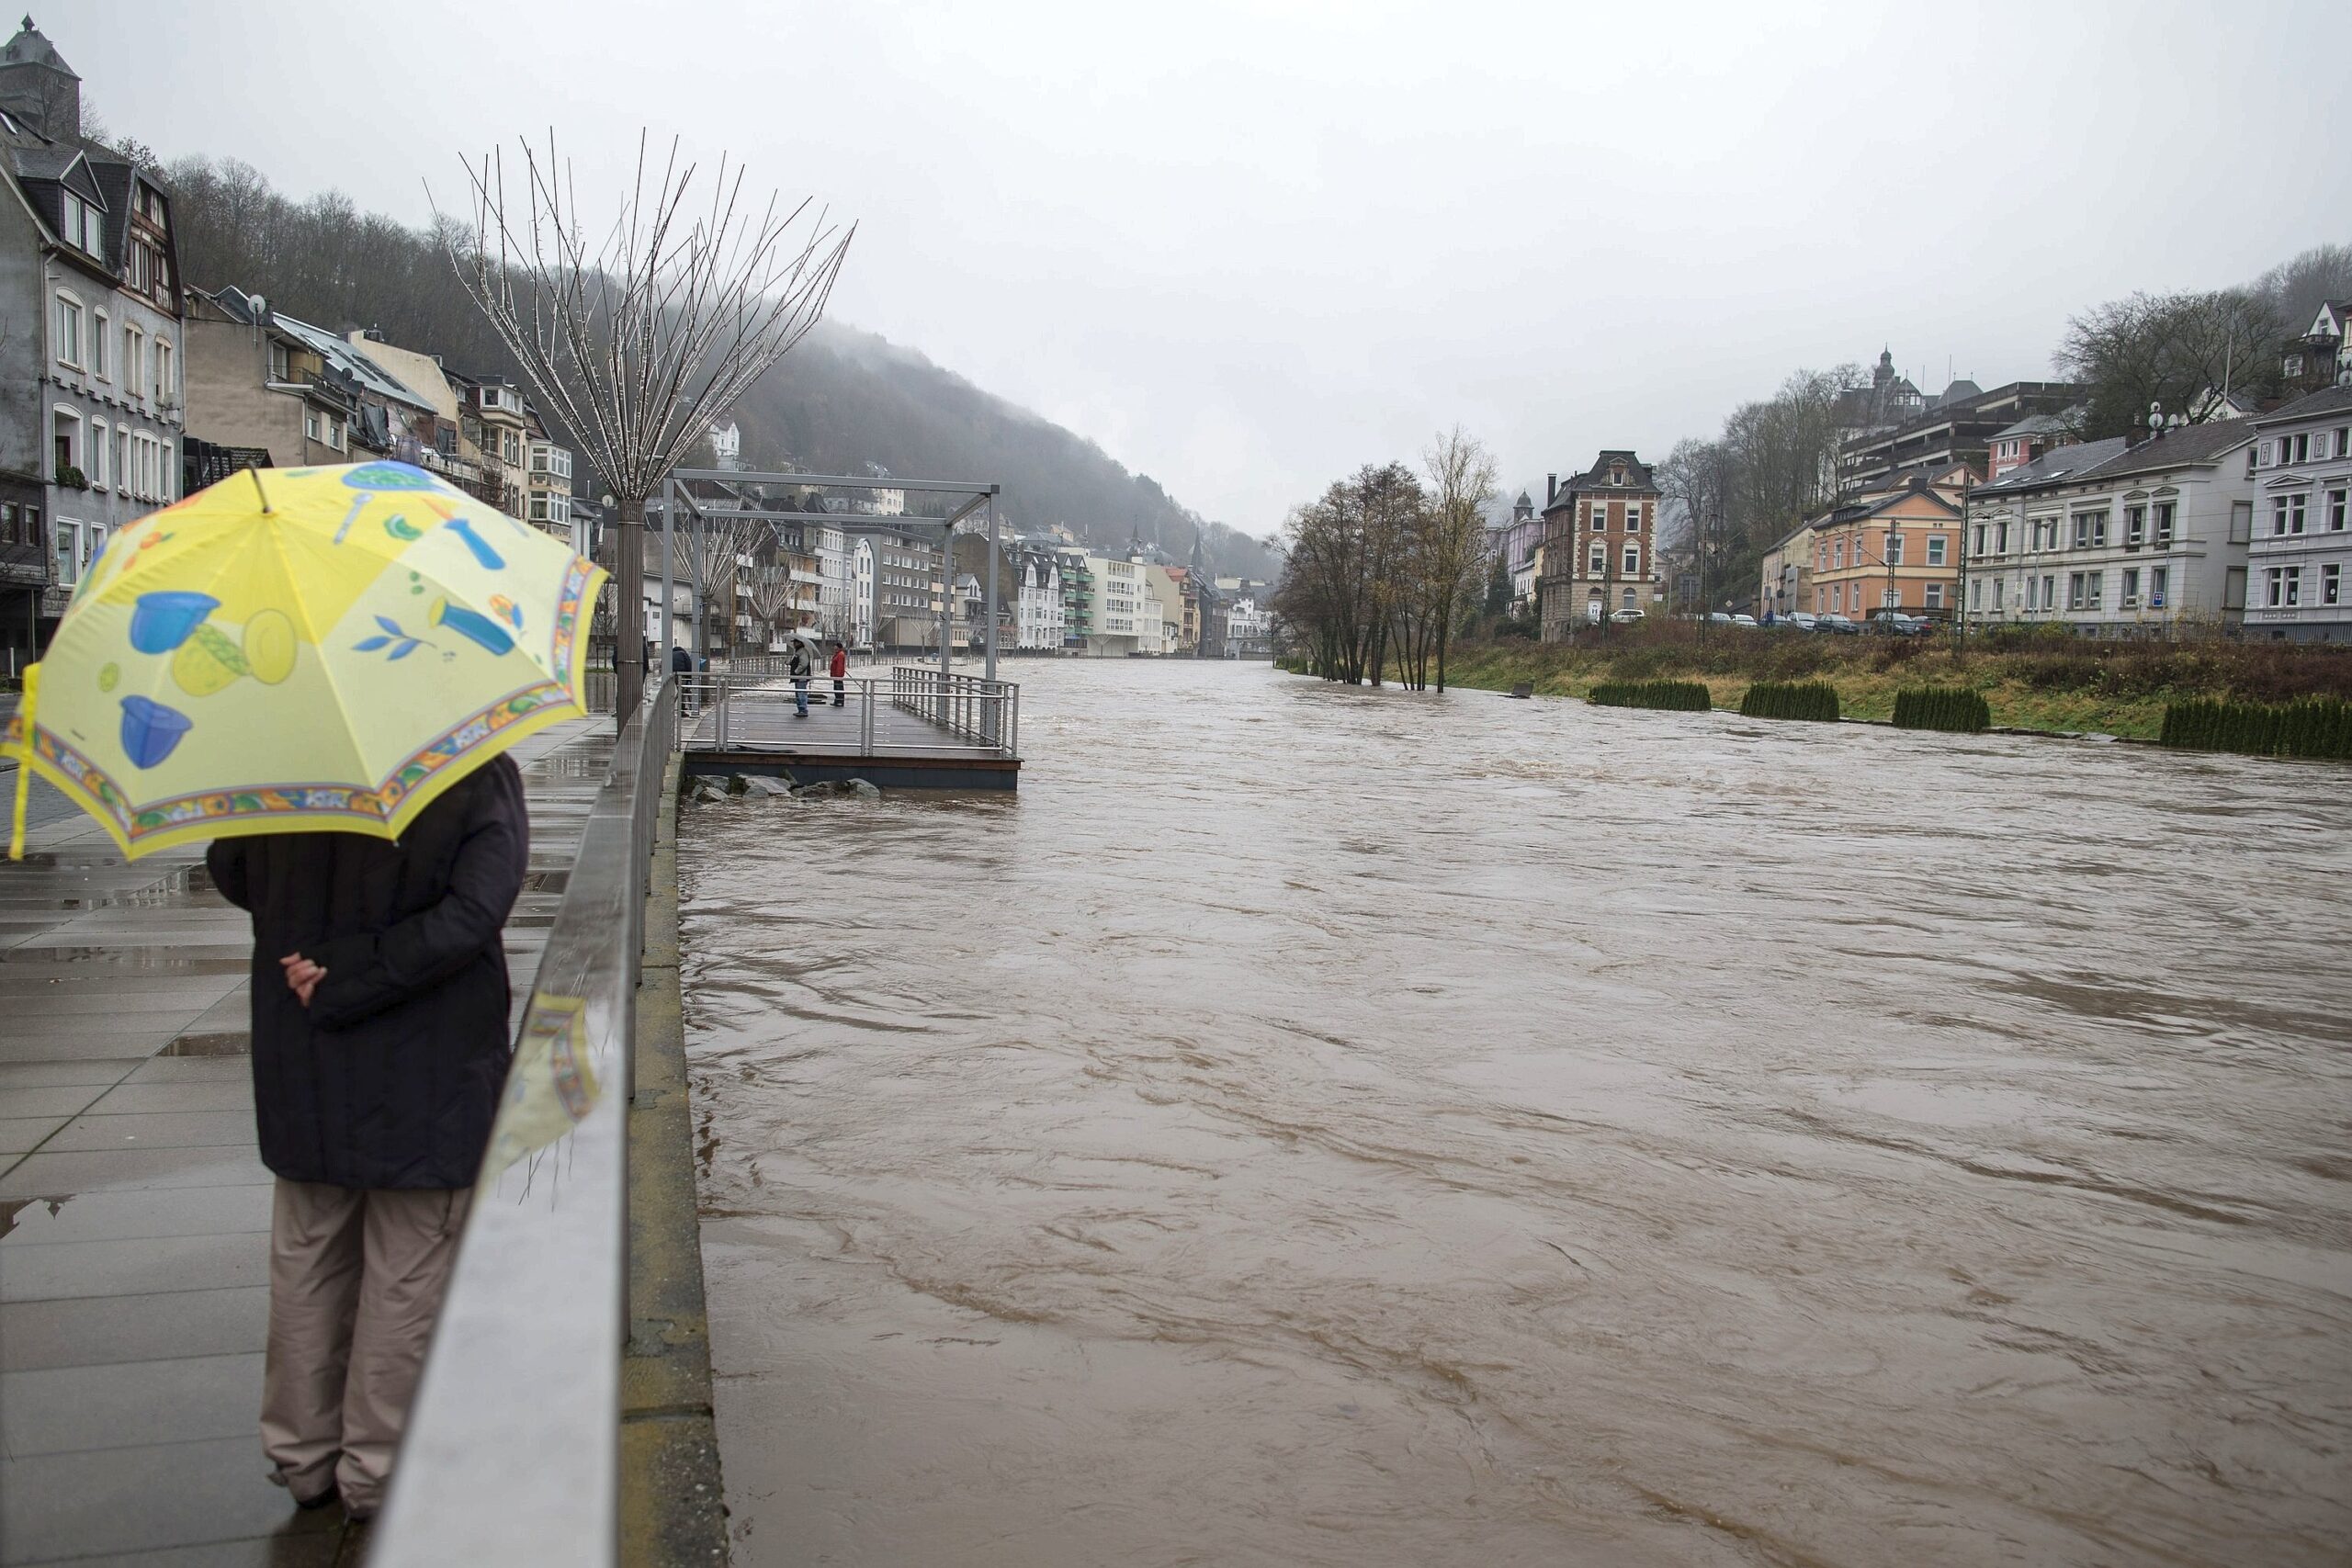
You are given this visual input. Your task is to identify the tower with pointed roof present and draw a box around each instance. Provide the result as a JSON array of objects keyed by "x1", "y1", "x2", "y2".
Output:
[{"x1": 0, "y1": 16, "x2": 79, "y2": 141}]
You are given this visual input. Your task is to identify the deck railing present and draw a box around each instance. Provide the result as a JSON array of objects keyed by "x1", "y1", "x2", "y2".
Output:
[
  {"x1": 675, "y1": 668, "x2": 1019, "y2": 759},
  {"x1": 889, "y1": 667, "x2": 1018, "y2": 754},
  {"x1": 369, "y1": 674, "x2": 677, "y2": 1567}
]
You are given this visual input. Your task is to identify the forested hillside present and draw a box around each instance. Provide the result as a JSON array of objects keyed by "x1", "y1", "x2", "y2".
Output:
[{"x1": 157, "y1": 154, "x2": 1275, "y2": 576}]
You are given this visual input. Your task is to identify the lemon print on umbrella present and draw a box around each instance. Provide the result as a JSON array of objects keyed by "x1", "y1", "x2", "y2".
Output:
[{"x1": 169, "y1": 609, "x2": 300, "y2": 697}]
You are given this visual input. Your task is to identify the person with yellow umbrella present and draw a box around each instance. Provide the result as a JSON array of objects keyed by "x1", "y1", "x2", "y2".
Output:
[{"x1": 3, "y1": 459, "x2": 606, "y2": 1520}]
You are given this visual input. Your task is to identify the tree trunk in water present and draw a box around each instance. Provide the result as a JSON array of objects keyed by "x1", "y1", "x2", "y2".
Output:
[{"x1": 615, "y1": 492, "x2": 646, "y2": 730}]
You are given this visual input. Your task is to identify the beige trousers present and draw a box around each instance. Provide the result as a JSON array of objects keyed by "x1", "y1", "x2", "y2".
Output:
[{"x1": 261, "y1": 1179, "x2": 469, "y2": 1515}]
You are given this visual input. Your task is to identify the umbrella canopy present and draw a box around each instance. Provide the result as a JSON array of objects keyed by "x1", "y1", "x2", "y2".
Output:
[{"x1": 6, "y1": 461, "x2": 607, "y2": 860}]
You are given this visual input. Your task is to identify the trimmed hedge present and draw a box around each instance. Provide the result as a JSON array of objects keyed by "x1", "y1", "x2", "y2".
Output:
[
  {"x1": 1739, "y1": 682, "x2": 1841, "y2": 722},
  {"x1": 2160, "y1": 696, "x2": 2352, "y2": 760},
  {"x1": 1893, "y1": 686, "x2": 1992, "y2": 734},
  {"x1": 1589, "y1": 680, "x2": 1712, "y2": 711}
]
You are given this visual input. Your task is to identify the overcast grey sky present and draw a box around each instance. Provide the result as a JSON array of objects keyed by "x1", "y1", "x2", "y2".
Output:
[{"x1": 62, "y1": 0, "x2": 2351, "y2": 530}]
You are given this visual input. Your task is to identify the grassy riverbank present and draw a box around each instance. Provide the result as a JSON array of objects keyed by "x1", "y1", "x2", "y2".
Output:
[{"x1": 1332, "y1": 630, "x2": 2352, "y2": 740}]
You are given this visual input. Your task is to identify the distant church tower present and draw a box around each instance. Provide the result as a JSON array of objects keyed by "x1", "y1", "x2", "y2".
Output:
[{"x1": 0, "y1": 16, "x2": 82, "y2": 141}]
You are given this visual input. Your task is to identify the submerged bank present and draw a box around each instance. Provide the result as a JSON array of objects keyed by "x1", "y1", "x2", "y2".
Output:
[{"x1": 1351, "y1": 633, "x2": 2352, "y2": 739}]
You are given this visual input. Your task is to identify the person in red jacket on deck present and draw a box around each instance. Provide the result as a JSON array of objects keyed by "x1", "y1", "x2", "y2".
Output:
[{"x1": 830, "y1": 640, "x2": 848, "y2": 707}]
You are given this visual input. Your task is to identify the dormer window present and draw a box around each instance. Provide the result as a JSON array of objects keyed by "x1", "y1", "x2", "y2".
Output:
[
  {"x1": 1611, "y1": 464, "x2": 1626, "y2": 486},
  {"x1": 60, "y1": 191, "x2": 102, "y2": 257}
]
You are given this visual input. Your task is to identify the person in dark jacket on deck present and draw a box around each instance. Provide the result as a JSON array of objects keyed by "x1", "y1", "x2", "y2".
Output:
[{"x1": 207, "y1": 755, "x2": 529, "y2": 1521}]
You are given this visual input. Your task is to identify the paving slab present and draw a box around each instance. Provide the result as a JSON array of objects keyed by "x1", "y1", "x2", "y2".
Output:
[
  {"x1": 40, "y1": 1111, "x2": 260, "y2": 1153},
  {"x1": 2, "y1": 1352, "x2": 267, "y2": 1456},
  {"x1": 0, "y1": 1435, "x2": 343, "y2": 1565},
  {"x1": 2, "y1": 1184, "x2": 275, "y2": 1245},
  {"x1": 87, "y1": 1080, "x2": 255, "y2": 1115},
  {"x1": 0, "y1": 1231, "x2": 276, "y2": 1302},
  {"x1": 0, "y1": 1287, "x2": 269, "y2": 1371}
]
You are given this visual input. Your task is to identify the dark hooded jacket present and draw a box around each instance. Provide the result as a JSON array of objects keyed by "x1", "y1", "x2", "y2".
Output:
[{"x1": 207, "y1": 756, "x2": 529, "y2": 1189}]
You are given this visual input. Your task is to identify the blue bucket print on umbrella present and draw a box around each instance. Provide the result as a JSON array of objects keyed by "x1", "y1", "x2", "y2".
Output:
[
  {"x1": 340, "y1": 462, "x2": 440, "y2": 492},
  {"x1": 430, "y1": 599, "x2": 515, "y2": 656},
  {"x1": 119, "y1": 695, "x2": 196, "y2": 768},
  {"x1": 129, "y1": 592, "x2": 220, "y2": 654}
]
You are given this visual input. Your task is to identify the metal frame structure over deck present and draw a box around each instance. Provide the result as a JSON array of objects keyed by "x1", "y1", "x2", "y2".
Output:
[{"x1": 659, "y1": 468, "x2": 1006, "y2": 683}]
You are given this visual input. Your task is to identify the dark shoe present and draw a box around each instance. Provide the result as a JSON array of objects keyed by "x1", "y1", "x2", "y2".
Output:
[{"x1": 293, "y1": 1483, "x2": 341, "y2": 1512}]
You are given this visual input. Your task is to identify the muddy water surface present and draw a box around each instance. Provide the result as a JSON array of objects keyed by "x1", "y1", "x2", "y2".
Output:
[{"x1": 680, "y1": 660, "x2": 2352, "y2": 1567}]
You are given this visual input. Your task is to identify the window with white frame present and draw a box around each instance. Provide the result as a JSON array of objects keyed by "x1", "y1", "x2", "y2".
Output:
[
  {"x1": 2154, "y1": 502, "x2": 2176, "y2": 547},
  {"x1": 153, "y1": 339, "x2": 174, "y2": 405},
  {"x1": 2275, "y1": 494, "x2": 2308, "y2": 536},
  {"x1": 91, "y1": 310, "x2": 108, "y2": 379},
  {"x1": 1588, "y1": 543, "x2": 1604, "y2": 574},
  {"x1": 1885, "y1": 533, "x2": 1905, "y2": 565},
  {"x1": 61, "y1": 190, "x2": 102, "y2": 255},
  {"x1": 2124, "y1": 504, "x2": 2144, "y2": 547},
  {"x1": 2121, "y1": 567, "x2": 2140, "y2": 605},
  {"x1": 160, "y1": 442, "x2": 173, "y2": 501},
  {"x1": 52, "y1": 292, "x2": 83, "y2": 367},
  {"x1": 1969, "y1": 578, "x2": 1982, "y2": 609},
  {"x1": 1973, "y1": 523, "x2": 1986, "y2": 556},
  {"x1": 88, "y1": 418, "x2": 107, "y2": 487},
  {"x1": 123, "y1": 324, "x2": 142, "y2": 391},
  {"x1": 1924, "y1": 582, "x2": 1944, "y2": 609},
  {"x1": 1623, "y1": 544, "x2": 1639, "y2": 576},
  {"x1": 116, "y1": 425, "x2": 130, "y2": 489},
  {"x1": 1993, "y1": 578, "x2": 2005, "y2": 610},
  {"x1": 2150, "y1": 566, "x2": 2167, "y2": 607},
  {"x1": 2325, "y1": 563, "x2": 2342, "y2": 606},
  {"x1": 2067, "y1": 571, "x2": 2096, "y2": 610},
  {"x1": 2330, "y1": 490, "x2": 2347, "y2": 532},
  {"x1": 1624, "y1": 505, "x2": 1641, "y2": 533},
  {"x1": 53, "y1": 517, "x2": 80, "y2": 586},
  {"x1": 1927, "y1": 534, "x2": 1947, "y2": 566},
  {"x1": 304, "y1": 412, "x2": 321, "y2": 443},
  {"x1": 2072, "y1": 510, "x2": 2109, "y2": 548}
]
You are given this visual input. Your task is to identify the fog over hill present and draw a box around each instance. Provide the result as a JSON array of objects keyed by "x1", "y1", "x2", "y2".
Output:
[{"x1": 151, "y1": 150, "x2": 1275, "y2": 578}]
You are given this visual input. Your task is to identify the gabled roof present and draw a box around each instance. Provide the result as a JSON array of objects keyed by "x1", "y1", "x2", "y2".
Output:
[
  {"x1": 1972, "y1": 436, "x2": 2130, "y2": 498},
  {"x1": 1991, "y1": 412, "x2": 2075, "y2": 441},
  {"x1": 2076, "y1": 419, "x2": 2254, "y2": 482},
  {"x1": 2251, "y1": 383, "x2": 2352, "y2": 430}
]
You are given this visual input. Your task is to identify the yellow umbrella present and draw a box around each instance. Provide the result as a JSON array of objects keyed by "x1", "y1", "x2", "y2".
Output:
[{"x1": 5, "y1": 461, "x2": 607, "y2": 860}]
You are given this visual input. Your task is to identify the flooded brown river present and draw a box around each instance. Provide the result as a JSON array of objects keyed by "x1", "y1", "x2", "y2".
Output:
[{"x1": 679, "y1": 660, "x2": 2352, "y2": 1567}]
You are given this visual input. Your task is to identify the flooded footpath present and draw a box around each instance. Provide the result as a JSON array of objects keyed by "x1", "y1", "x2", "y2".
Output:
[{"x1": 679, "y1": 660, "x2": 2352, "y2": 1568}]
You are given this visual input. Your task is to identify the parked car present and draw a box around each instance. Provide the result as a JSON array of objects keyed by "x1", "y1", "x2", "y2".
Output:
[
  {"x1": 1731, "y1": 614, "x2": 1759, "y2": 628},
  {"x1": 1815, "y1": 613, "x2": 1861, "y2": 635},
  {"x1": 1785, "y1": 612, "x2": 1821, "y2": 632},
  {"x1": 1867, "y1": 610, "x2": 1928, "y2": 637},
  {"x1": 1610, "y1": 608, "x2": 1646, "y2": 624}
]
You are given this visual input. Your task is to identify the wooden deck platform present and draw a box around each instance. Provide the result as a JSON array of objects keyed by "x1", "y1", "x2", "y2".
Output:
[{"x1": 678, "y1": 682, "x2": 1020, "y2": 791}]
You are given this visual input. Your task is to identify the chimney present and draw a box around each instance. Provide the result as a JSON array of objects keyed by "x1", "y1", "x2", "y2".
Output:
[{"x1": 1545, "y1": 473, "x2": 1557, "y2": 504}]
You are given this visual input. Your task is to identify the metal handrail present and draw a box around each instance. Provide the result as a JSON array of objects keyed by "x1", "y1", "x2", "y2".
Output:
[
  {"x1": 371, "y1": 674, "x2": 676, "y2": 1567},
  {"x1": 674, "y1": 671, "x2": 1019, "y2": 759}
]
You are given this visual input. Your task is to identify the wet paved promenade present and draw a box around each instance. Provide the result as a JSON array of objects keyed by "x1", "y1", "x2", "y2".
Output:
[{"x1": 0, "y1": 717, "x2": 609, "y2": 1566}]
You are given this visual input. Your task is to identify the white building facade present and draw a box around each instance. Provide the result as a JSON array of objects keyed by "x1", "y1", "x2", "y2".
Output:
[
  {"x1": 850, "y1": 537, "x2": 876, "y2": 647},
  {"x1": 1087, "y1": 555, "x2": 1141, "y2": 655},
  {"x1": 2243, "y1": 385, "x2": 2352, "y2": 643},
  {"x1": 1962, "y1": 423, "x2": 2254, "y2": 638},
  {"x1": 1015, "y1": 552, "x2": 1064, "y2": 650}
]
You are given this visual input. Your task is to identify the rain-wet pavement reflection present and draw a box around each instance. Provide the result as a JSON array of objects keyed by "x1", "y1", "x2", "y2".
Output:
[{"x1": 680, "y1": 660, "x2": 2352, "y2": 1567}]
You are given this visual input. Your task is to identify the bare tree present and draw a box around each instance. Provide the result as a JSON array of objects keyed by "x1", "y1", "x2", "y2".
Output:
[
  {"x1": 670, "y1": 504, "x2": 770, "y2": 659},
  {"x1": 1419, "y1": 427, "x2": 1498, "y2": 691},
  {"x1": 442, "y1": 132, "x2": 854, "y2": 718},
  {"x1": 2057, "y1": 289, "x2": 2281, "y2": 439}
]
